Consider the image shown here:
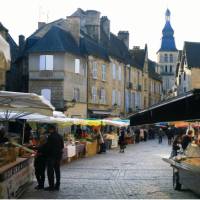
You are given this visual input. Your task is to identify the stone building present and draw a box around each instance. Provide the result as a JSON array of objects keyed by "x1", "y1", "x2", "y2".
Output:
[
  {"x1": 26, "y1": 19, "x2": 87, "y2": 118},
  {"x1": 19, "y1": 8, "x2": 163, "y2": 118},
  {"x1": 148, "y1": 60, "x2": 162, "y2": 106},
  {"x1": 176, "y1": 41, "x2": 200, "y2": 95},
  {"x1": 157, "y1": 9, "x2": 178, "y2": 98}
]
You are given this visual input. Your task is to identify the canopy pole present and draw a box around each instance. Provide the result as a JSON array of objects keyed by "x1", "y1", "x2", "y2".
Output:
[{"x1": 22, "y1": 121, "x2": 26, "y2": 145}]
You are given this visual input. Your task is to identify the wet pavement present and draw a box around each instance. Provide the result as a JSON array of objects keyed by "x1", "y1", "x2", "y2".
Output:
[{"x1": 21, "y1": 138, "x2": 199, "y2": 199}]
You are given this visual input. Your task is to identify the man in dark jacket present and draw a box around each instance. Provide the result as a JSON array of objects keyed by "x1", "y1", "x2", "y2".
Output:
[
  {"x1": 181, "y1": 130, "x2": 193, "y2": 150},
  {"x1": 44, "y1": 125, "x2": 64, "y2": 191}
]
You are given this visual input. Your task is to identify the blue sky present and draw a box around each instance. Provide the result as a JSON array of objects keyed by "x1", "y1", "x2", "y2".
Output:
[{"x1": 1, "y1": 0, "x2": 200, "y2": 60}]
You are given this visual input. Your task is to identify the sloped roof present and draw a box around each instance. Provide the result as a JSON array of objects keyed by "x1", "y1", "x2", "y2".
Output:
[
  {"x1": 148, "y1": 59, "x2": 162, "y2": 81},
  {"x1": 184, "y1": 41, "x2": 200, "y2": 68},
  {"x1": 130, "y1": 48, "x2": 146, "y2": 70},
  {"x1": 80, "y1": 32, "x2": 109, "y2": 61},
  {"x1": 28, "y1": 26, "x2": 81, "y2": 56}
]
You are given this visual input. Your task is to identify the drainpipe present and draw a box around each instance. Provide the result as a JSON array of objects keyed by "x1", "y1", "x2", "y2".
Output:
[
  {"x1": 124, "y1": 64, "x2": 126, "y2": 118},
  {"x1": 86, "y1": 56, "x2": 89, "y2": 118}
]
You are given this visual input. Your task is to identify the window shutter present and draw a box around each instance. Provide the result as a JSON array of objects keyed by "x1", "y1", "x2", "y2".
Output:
[
  {"x1": 39, "y1": 55, "x2": 46, "y2": 70},
  {"x1": 46, "y1": 55, "x2": 53, "y2": 70},
  {"x1": 75, "y1": 59, "x2": 80, "y2": 74}
]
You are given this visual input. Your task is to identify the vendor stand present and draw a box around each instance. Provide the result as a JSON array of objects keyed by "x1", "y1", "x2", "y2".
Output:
[
  {"x1": 163, "y1": 143, "x2": 200, "y2": 195},
  {"x1": 0, "y1": 91, "x2": 54, "y2": 199}
]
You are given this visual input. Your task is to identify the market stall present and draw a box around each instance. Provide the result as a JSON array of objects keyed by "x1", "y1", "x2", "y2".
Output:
[
  {"x1": 163, "y1": 143, "x2": 200, "y2": 195},
  {"x1": 0, "y1": 91, "x2": 54, "y2": 199}
]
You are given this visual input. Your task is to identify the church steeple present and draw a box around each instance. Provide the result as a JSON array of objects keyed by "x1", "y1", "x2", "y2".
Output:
[{"x1": 158, "y1": 8, "x2": 177, "y2": 52}]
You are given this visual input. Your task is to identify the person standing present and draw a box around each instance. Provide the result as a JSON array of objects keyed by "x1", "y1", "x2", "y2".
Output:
[
  {"x1": 158, "y1": 128, "x2": 164, "y2": 144},
  {"x1": 166, "y1": 127, "x2": 173, "y2": 145},
  {"x1": 44, "y1": 125, "x2": 64, "y2": 191},
  {"x1": 34, "y1": 142, "x2": 46, "y2": 190},
  {"x1": 181, "y1": 130, "x2": 193, "y2": 150},
  {"x1": 118, "y1": 128, "x2": 126, "y2": 153}
]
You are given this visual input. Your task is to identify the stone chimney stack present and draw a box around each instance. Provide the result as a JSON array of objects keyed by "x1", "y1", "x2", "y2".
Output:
[
  {"x1": 100, "y1": 16, "x2": 110, "y2": 39},
  {"x1": 18, "y1": 35, "x2": 25, "y2": 51},
  {"x1": 38, "y1": 22, "x2": 46, "y2": 29},
  {"x1": 85, "y1": 10, "x2": 100, "y2": 42},
  {"x1": 118, "y1": 31, "x2": 129, "y2": 49},
  {"x1": 67, "y1": 16, "x2": 80, "y2": 46}
]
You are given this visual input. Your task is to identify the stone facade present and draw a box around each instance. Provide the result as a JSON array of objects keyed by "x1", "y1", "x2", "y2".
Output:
[{"x1": 29, "y1": 52, "x2": 87, "y2": 117}]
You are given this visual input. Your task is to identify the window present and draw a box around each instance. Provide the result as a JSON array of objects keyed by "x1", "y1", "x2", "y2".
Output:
[
  {"x1": 92, "y1": 86, "x2": 97, "y2": 103},
  {"x1": 184, "y1": 87, "x2": 186, "y2": 92},
  {"x1": 92, "y1": 62, "x2": 98, "y2": 79},
  {"x1": 41, "y1": 89, "x2": 51, "y2": 101},
  {"x1": 39, "y1": 55, "x2": 53, "y2": 70},
  {"x1": 99, "y1": 88, "x2": 106, "y2": 104},
  {"x1": 170, "y1": 65, "x2": 172, "y2": 73},
  {"x1": 112, "y1": 63, "x2": 116, "y2": 79},
  {"x1": 118, "y1": 66, "x2": 122, "y2": 80},
  {"x1": 118, "y1": 91, "x2": 121, "y2": 106},
  {"x1": 75, "y1": 59, "x2": 80, "y2": 74},
  {"x1": 112, "y1": 89, "x2": 116, "y2": 105},
  {"x1": 73, "y1": 88, "x2": 80, "y2": 101},
  {"x1": 102, "y1": 64, "x2": 106, "y2": 81},
  {"x1": 170, "y1": 54, "x2": 173, "y2": 62},
  {"x1": 165, "y1": 65, "x2": 168, "y2": 72},
  {"x1": 164, "y1": 54, "x2": 168, "y2": 62}
]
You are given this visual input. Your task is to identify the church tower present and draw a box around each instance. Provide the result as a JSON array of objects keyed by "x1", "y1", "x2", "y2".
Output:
[{"x1": 157, "y1": 9, "x2": 178, "y2": 98}]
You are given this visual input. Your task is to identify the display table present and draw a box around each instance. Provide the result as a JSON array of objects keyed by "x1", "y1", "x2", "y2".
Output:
[
  {"x1": 0, "y1": 157, "x2": 34, "y2": 199},
  {"x1": 81, "y1": 140, "x2": 97, "y2": 157},
  {"x1": 75, "y1": 143, "x2": 85, "y2": 158},
  {"x1": 62, "y1": 144, "x2": 76, "y2": 163},
  {"x1": 111, "y1": 135, "x2": 119, "y2": 148}
]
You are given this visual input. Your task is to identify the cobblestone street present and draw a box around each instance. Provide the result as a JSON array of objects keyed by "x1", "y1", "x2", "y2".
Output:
[{"x1": 21, "y1": 139, "x2": 198, "y2": 199}]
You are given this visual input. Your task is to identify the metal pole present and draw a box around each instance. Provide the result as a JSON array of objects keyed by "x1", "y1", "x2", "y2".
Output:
[{"x1": 22, "y1": 121, "x2": 26, "y2": 144}]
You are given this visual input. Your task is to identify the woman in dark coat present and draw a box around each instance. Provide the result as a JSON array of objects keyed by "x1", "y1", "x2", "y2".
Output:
[{"x1": 118, "y1": 129, "x2": 126, "y2": 153}]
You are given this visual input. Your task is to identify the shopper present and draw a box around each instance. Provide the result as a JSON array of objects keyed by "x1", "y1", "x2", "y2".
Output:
[
  {"x1": 34, "y1": 138, "x2": 46, "y2": 190},
  {"x1": 118, "y1": 128, "x2": 126, "y2": 153},
  {"x1": 170, "y1": 135, "x2": 181, "y2": 158},
  {"x1": 181, "y1": 130, "x2": 193, "y2": 150},
  {"x1": 166, "y1": 127, "x2": 173, "y2": 145},
  {"x1": 98, "y1": 130, "x2": 106, "y2": 154},
  {"x1": 135, "y1": 128, "x2": 140, "y2": 143},
  {"x1": 158, "y1": 128, "x2": 164, "y2": 144},
  {"x1": 44, "y1": 125, "x2": 64, "y2": 191}
]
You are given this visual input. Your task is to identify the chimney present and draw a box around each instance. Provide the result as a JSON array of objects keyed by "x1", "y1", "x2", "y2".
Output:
[
  {"x1": 133, "y1": 46, "x2": 140, "y2": 50},
  {"x1": 38, "y1": 22, "x2": 46, "y2": 29},
  {"x1": 118, "y1": 31, "x2": 129, "y2": 49},
  {"x1": 18, "y1": 35, "x2": 25, "y2": 51},
  {"x1": 67, "y1": 16, "x2": 80, "y2": 46},
  {"x1": 100, "y1": 16, "x2": 110, "y2": 39},
  {"x1": 85, "y1": 10, "x2": 100, "y2": 42}
]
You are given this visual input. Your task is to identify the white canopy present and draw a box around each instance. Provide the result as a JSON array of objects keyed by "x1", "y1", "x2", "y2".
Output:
[
  {"x1": 0, "y1": 91, "x2": 54, "y2": 118},
  {"x1": 0, "y1": 35, "x2": 10, "y2": 69}
]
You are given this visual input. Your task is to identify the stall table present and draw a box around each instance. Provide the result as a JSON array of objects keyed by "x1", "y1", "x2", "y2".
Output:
[
  {"x1": 0, "y1": 157, "x2": 34, "y2": 199},
  {"x1": 75, "y1": 143, "x2": 86, "y2": 159},
  {"x1": 62, "y1": 144, "x2": 76, "y2": 163}
]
